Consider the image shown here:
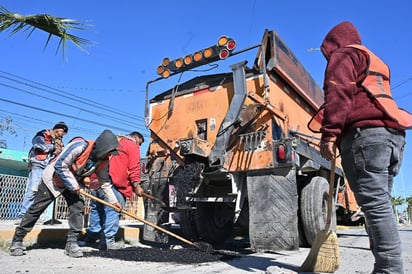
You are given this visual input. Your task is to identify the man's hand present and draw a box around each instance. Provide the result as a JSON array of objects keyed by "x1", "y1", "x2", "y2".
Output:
[
  {"x1": 133, "y1": 184, "x2": 145, "y2": 197},
  {"x1": 71, "y1": 185, "x2": 80, "y2": 194},
  {"x1": 320, "y1": 141, "x2": 336, "y2": 161},
  {"x1": 112, "y1": 202, "x2": 122, "y2": 212},
  {"x1": 54, "y1": 140, "x2": 64, "y2": 156},
  {"x1": 54, "y1": 145, "x2": 63, "y2": 156}
]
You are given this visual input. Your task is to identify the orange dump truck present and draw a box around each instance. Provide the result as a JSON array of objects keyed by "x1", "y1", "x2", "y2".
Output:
[{"x1": 142, "y1": 29, "x2": 362, "y2": 252}]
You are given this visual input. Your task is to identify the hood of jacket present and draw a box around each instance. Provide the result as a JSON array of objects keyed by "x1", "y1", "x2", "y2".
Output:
[
  {"x1": 320, "y1": 21, "x2": 362, "y2": 61},
  {"x1": 91, "y1": 129, "x2": 119, "y2": 161}
]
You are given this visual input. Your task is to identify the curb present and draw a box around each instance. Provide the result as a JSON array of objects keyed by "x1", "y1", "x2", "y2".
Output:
[{"x1": 0, "y1": 220, "x2": 143, "y2": 248}]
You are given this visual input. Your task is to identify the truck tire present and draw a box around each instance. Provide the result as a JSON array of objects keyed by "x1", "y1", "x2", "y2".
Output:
[
  {"x1": 179, "y1": 209, "x2": 200, "y2": 242},
  {"x1": 300, "y1": 176, "x2": 337, "y2": 246},
  {"x1": 194, "y1": 202, "x2": 234, "y2": 244},
  {"x1": 247, "y1": 174, "x2": 299, "y2": 252}
]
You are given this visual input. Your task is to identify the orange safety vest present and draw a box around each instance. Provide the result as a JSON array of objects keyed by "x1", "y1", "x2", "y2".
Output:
[
  {"x1": 53, "y1": 137, "x2": 103, "y2": 188},
  {"x1": 33, "y1": 130, "x2": 54, "y2": 161},
  {"x1": 308, "y1": 45, "x2": 412, "y2": 132}
]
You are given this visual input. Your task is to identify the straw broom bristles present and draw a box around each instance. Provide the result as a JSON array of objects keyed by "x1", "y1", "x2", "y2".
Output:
[
  {"x1": 300, "y1": 229, "x2": 339, "y2": 272},
  {"x1": 300, "y1": 153, "x2": 340, "y2": 273}
]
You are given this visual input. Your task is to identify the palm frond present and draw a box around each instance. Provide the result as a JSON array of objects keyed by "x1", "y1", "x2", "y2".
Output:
[{"x1": 0, "y1": 5, "x2": 93, "y2": 58}]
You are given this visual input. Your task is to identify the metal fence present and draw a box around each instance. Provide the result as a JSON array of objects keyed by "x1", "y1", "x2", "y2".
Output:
[{"x1": 0, "y1": 173, "x2": 142, "y2": 223}]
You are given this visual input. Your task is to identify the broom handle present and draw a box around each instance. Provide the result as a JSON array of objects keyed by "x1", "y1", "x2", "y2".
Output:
[
  {"x1": 79, "y1": 189, "x2": 196, "y2": 247},
  {"x1": 326, "y1": 147, "x2": 336, "y2": 229}
]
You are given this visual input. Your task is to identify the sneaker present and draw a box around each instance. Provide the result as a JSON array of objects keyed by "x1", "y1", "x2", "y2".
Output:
[
  {"x1": 10, "y1": 241, "x2": 25, "y2": 256},
  {"x1": 13, "y1": 219, "x2": 22, "y2": 225},
  {"x1": 99, "y1": 241, "x2": 124, "y2": 251},
  {"x1": 64, "y1": 241, "x2": 83, "y2": 258}
]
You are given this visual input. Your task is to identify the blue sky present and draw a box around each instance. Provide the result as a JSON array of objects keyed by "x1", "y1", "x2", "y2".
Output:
[{"x1": 1, "y1": 1, "x2": 411, "y2": 201}]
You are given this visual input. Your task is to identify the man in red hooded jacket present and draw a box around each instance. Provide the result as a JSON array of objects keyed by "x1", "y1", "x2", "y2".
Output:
[
  {"x1": 81, "y1": 131, "x2": 144, "y2": 250},
  {"x1": 318, "y1": 21, "x2": 406, "y2": 273}
]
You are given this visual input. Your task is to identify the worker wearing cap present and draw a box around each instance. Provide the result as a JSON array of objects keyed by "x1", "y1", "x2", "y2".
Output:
[
  {"x1": 16, "y1": 122, "x2": 69, "y2": 221},
  {"x1": 10, "y1": 129, "x2": 120, "y2": 258}
]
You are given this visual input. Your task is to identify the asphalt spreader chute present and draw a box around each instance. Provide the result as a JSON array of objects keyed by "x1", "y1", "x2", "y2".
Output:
[{"x1": 79, "y1": 190, "x2": 239, "y2": 256}]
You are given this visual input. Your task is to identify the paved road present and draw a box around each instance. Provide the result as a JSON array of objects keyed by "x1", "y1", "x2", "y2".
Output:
[{"x1": 0, "y1": 226, "x2": 411, "y2": 274}]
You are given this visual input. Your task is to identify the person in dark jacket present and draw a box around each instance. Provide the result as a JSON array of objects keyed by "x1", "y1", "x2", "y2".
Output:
[
  {"x1": 16, "y1": 122, "x2": 69, "y2": 220},
  {"x1": 9, "y1": 129, "x2": 120, "y2": 258},
  {"x1": 318, "y1": 21, "x2": 407, "y2": 273}
]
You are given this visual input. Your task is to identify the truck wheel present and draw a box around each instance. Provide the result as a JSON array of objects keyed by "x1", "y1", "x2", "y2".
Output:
[
  {"x1": 179, "y1": 209, "x2": 200, "y2": 242},
  {"x1": 300, "y1": 176, "x2": 337, "y2": 246},
  {"x1": 194, "y1": 202, "x2": 234, "y2": 244}
]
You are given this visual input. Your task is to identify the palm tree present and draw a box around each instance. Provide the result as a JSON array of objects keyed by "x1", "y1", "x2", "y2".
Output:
[{"x1": 0, "y1": 5, "x2": 91, "y2": 58}]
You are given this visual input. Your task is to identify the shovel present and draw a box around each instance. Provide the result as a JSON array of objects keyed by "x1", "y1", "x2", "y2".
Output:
[
  {"x1": 141, "y1": 192, "x2": 168, "y2": 208},
  {"x1": 79, "y1": 189, "x2": 218, "y2": 253}
]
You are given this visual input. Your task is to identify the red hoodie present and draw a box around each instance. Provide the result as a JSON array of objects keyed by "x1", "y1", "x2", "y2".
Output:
[
  {"x1": 109, "y1": 137, "x2": 141, "y2": 200},
  {"x1": 320, "y1": 21, "x2": 401, "y2": 143}
]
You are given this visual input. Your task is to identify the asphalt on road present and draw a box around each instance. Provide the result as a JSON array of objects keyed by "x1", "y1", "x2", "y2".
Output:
[{"x1": 0, "y1": 226, "x2": 411, "y2": 274}]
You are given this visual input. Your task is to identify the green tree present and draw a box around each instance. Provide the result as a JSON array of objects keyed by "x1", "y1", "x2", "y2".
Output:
[
  {"x1": 0, "y1": 116, "x2": 17, "y2": 149},
  {"x1": 0, "y1": 5, "x2": 91, "y2": 58},
  {"x1": 391, "y1": 196, "x2": 405, "y2": 224},
  {"x1": 406, "y1": 196, "x2": 412, "y2": 224}
]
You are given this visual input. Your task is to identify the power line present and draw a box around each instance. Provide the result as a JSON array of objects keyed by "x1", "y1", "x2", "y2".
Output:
[
  {"x1": 393, "y1": 76, "x2": 412, "y2": 100},
  {"x1": 0, "y1": 110, "x2": 100, "y2": 135},
  {"x1": 0, "y1": 98, "x2": 144, "y2": 132},
  {"x1": 0, "y1": 70, "x2": 145, "y2": 122},
  {"x1": 0, "y1": 81, "x2": 141, "y2": 129}
]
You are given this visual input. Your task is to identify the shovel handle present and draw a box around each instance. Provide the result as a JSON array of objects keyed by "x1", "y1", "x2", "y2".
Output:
[
  {"x1": 79, "y1": 189, "x2": 196, "y2": 248},
  {"x1": 141, "y1": 192, "x2": 167, "y2": 207}
]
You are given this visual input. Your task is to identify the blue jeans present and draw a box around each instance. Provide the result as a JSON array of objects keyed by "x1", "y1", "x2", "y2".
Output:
[
  {"x1": 86, "y1": 187, "x2": 125, "y2": 244},
  {"x1": 340, "y1": 127, "x2": 405, "y2": 274},
  {"x1": 17, "y1": 166, "x2": 44, "y2": 218}
]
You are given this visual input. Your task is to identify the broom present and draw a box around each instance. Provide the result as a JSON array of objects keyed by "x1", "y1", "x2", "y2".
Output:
[{"x1": 300, "y1": 149, "x2": 339, "y2": 273}]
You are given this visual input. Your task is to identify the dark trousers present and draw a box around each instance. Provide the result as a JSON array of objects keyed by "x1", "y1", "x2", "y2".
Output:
[
  {"x1": 340, "y1": 127, "x2": 405, "y2": 274},
  {"x1": 13, "y1": 182, "x2": 84, "y2": 243}
]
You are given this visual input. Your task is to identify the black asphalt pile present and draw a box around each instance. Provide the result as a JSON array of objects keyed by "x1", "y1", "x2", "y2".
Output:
[{"x1": 84, "y1": 246, "x2": 238, "y2": 264}]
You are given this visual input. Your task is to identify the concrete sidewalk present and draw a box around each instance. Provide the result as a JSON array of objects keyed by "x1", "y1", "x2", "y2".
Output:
[{"x1": 0, "y1": 220, "x2": 143, "y2": 247}]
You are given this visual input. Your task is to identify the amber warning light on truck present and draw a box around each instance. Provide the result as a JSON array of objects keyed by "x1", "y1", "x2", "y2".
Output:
[{"x1": 156, "y1": 35, "x2": 236, "y2": 78}]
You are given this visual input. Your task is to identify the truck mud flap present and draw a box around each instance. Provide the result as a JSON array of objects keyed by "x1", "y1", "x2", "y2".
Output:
[
  {"x1": 142, "y1": 179, "x2": 169, "y2": 244},
  {"x1": 247, "y1": 174, "x2": 298, "y2": 252}
]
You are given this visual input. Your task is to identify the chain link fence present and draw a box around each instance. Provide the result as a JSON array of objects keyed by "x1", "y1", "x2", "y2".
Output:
[{"x1": 0, "y1": 174, "x2": 142, "y2": 223}]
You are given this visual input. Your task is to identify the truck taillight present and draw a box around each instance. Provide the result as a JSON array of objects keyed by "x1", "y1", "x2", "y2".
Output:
[
  {"x1": 194, "y1": 51, "x2": 202, "y2": 62},
  {"x1": 226, "y1": 39, "x2": 236, "y2": 51},
  {"x1": 184, "y1": 54, "x2": 193, "y2": 65},
  {"x1": 278, "y1": 144, "x2": 286, "y2": 161},
  {"x1": 218, "y1": 36, "x2": 229, "y2": 46},
  {"x1": 219, "y1": 49, "x2": 229, "y2": 59},
  {"x1": 175, "y1": 58, "x2": 183, "y2": 68},
  {"x1": 156, "y1": 35, "x2": 236, "y2": 78},
  {"x1": 141, "y1": 162, "x2": 147, "y2": 174},
  {"x1": 203, "y1": 48, "x2": 213, "y2": 58}
]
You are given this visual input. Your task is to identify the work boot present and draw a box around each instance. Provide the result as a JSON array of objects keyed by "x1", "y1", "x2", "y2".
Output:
[
  {"x1": 64, "y1": 241, "x2": 83, "y2": 258},
  {"x1": 9, "y1": 241, "x2": 25, "y2": 256}
]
